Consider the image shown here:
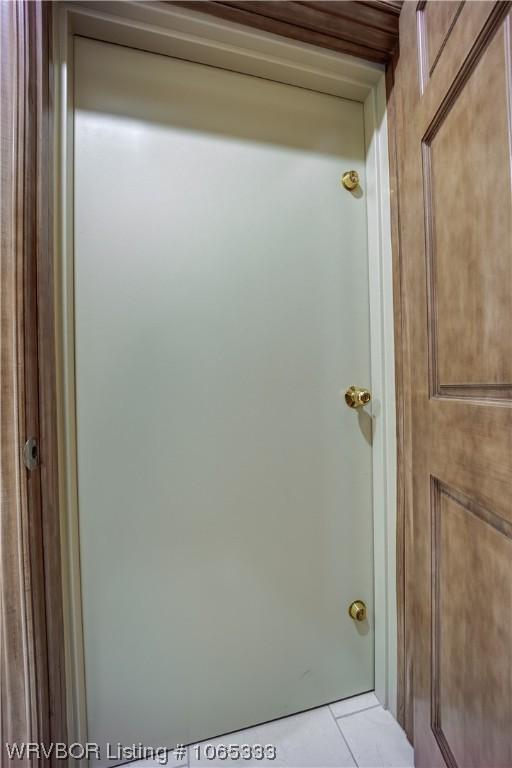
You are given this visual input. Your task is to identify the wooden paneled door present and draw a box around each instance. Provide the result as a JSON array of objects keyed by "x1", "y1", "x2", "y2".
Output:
[{"x1": 394, "y1": 2, "x2": 512, "y2": 766}]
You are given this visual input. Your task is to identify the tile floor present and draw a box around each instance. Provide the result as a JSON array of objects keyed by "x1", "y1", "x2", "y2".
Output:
[{"x1": 133, "y1": 692, "x2": 413, "y2": 768}]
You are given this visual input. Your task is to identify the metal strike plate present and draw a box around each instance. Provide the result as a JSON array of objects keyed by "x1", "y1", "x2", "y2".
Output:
[{"x1": 23, "y1": 438, "x2": 39, "y2": 470}]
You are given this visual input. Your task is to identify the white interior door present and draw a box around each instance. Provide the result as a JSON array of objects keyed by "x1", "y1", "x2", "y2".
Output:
[{"x1": 74, "y1": 36, "x2": 373, "y2": 760}]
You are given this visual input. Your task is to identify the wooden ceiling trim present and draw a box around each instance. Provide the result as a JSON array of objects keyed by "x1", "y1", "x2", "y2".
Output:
[
  {"x1": 303, "y1": 1, "x2": 399, "y2": 36},
  {"x1": 169, "y1": 1, "x2": 401, "y2": 64},
  {"x1": 171, "y1": 1, "x2": 390, "y2": 62},
  {"x1": 361, "y1": 0, "x2": 401, "y2": 14},
  {"x1": 223, "y1": 1, "x2": 398, "y2": 53}
]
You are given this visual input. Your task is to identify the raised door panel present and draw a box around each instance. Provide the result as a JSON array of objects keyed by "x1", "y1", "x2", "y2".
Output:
[
  {"x1": 424, "y1": 18, "x2": 512, "y2": 399},
  {"x1": 421, "y1": 1, "x2": 464, "y2": 76},
  {"x1": 432, "y1": 480, "x2": 512, "y2": 768}
]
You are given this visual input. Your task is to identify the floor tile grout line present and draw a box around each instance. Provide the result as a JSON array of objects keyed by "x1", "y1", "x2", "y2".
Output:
[
  {"x1": 331, "y1": 703, "x2": 382, "y2": 720},
  {"x1": 328, "y1": 706, "x2": 358, "y2": 767}
]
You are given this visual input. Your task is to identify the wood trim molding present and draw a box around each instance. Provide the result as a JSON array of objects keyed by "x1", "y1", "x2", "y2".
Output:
[
  {"x1": 385, "y1": 44, "x2": 413, "y2": 741},
  {"x1": 0, "y1": 2, "x2": 66, "y2": 763},
  {"x1": 169, "y1": 1, "x2": 401, "y2": 63}
]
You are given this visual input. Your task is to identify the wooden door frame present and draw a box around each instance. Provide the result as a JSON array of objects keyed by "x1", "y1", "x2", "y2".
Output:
[
  {"x1": 0, "y1": 1, "x2": 66, "y2": 764},
  {"x1": 385, "y1": 47, "x2": 413, "y2": 741},
  {"x1": 1, "y1": 0, "x2": 408, "y2": 758}
]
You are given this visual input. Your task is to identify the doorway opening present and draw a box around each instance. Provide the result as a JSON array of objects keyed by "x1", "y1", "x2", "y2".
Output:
[{"x1": 54, "y1": 2, "x2": 396, "y2": 757}]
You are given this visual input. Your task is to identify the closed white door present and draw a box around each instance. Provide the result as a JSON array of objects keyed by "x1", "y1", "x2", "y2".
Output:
[{"x1": 74, "y1": 36, "x2": 373, "y2": 759}]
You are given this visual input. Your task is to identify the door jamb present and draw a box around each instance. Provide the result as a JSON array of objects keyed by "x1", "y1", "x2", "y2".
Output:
[{"x1": 53, "y1": 1, "x2": 397, "y2": 744}]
